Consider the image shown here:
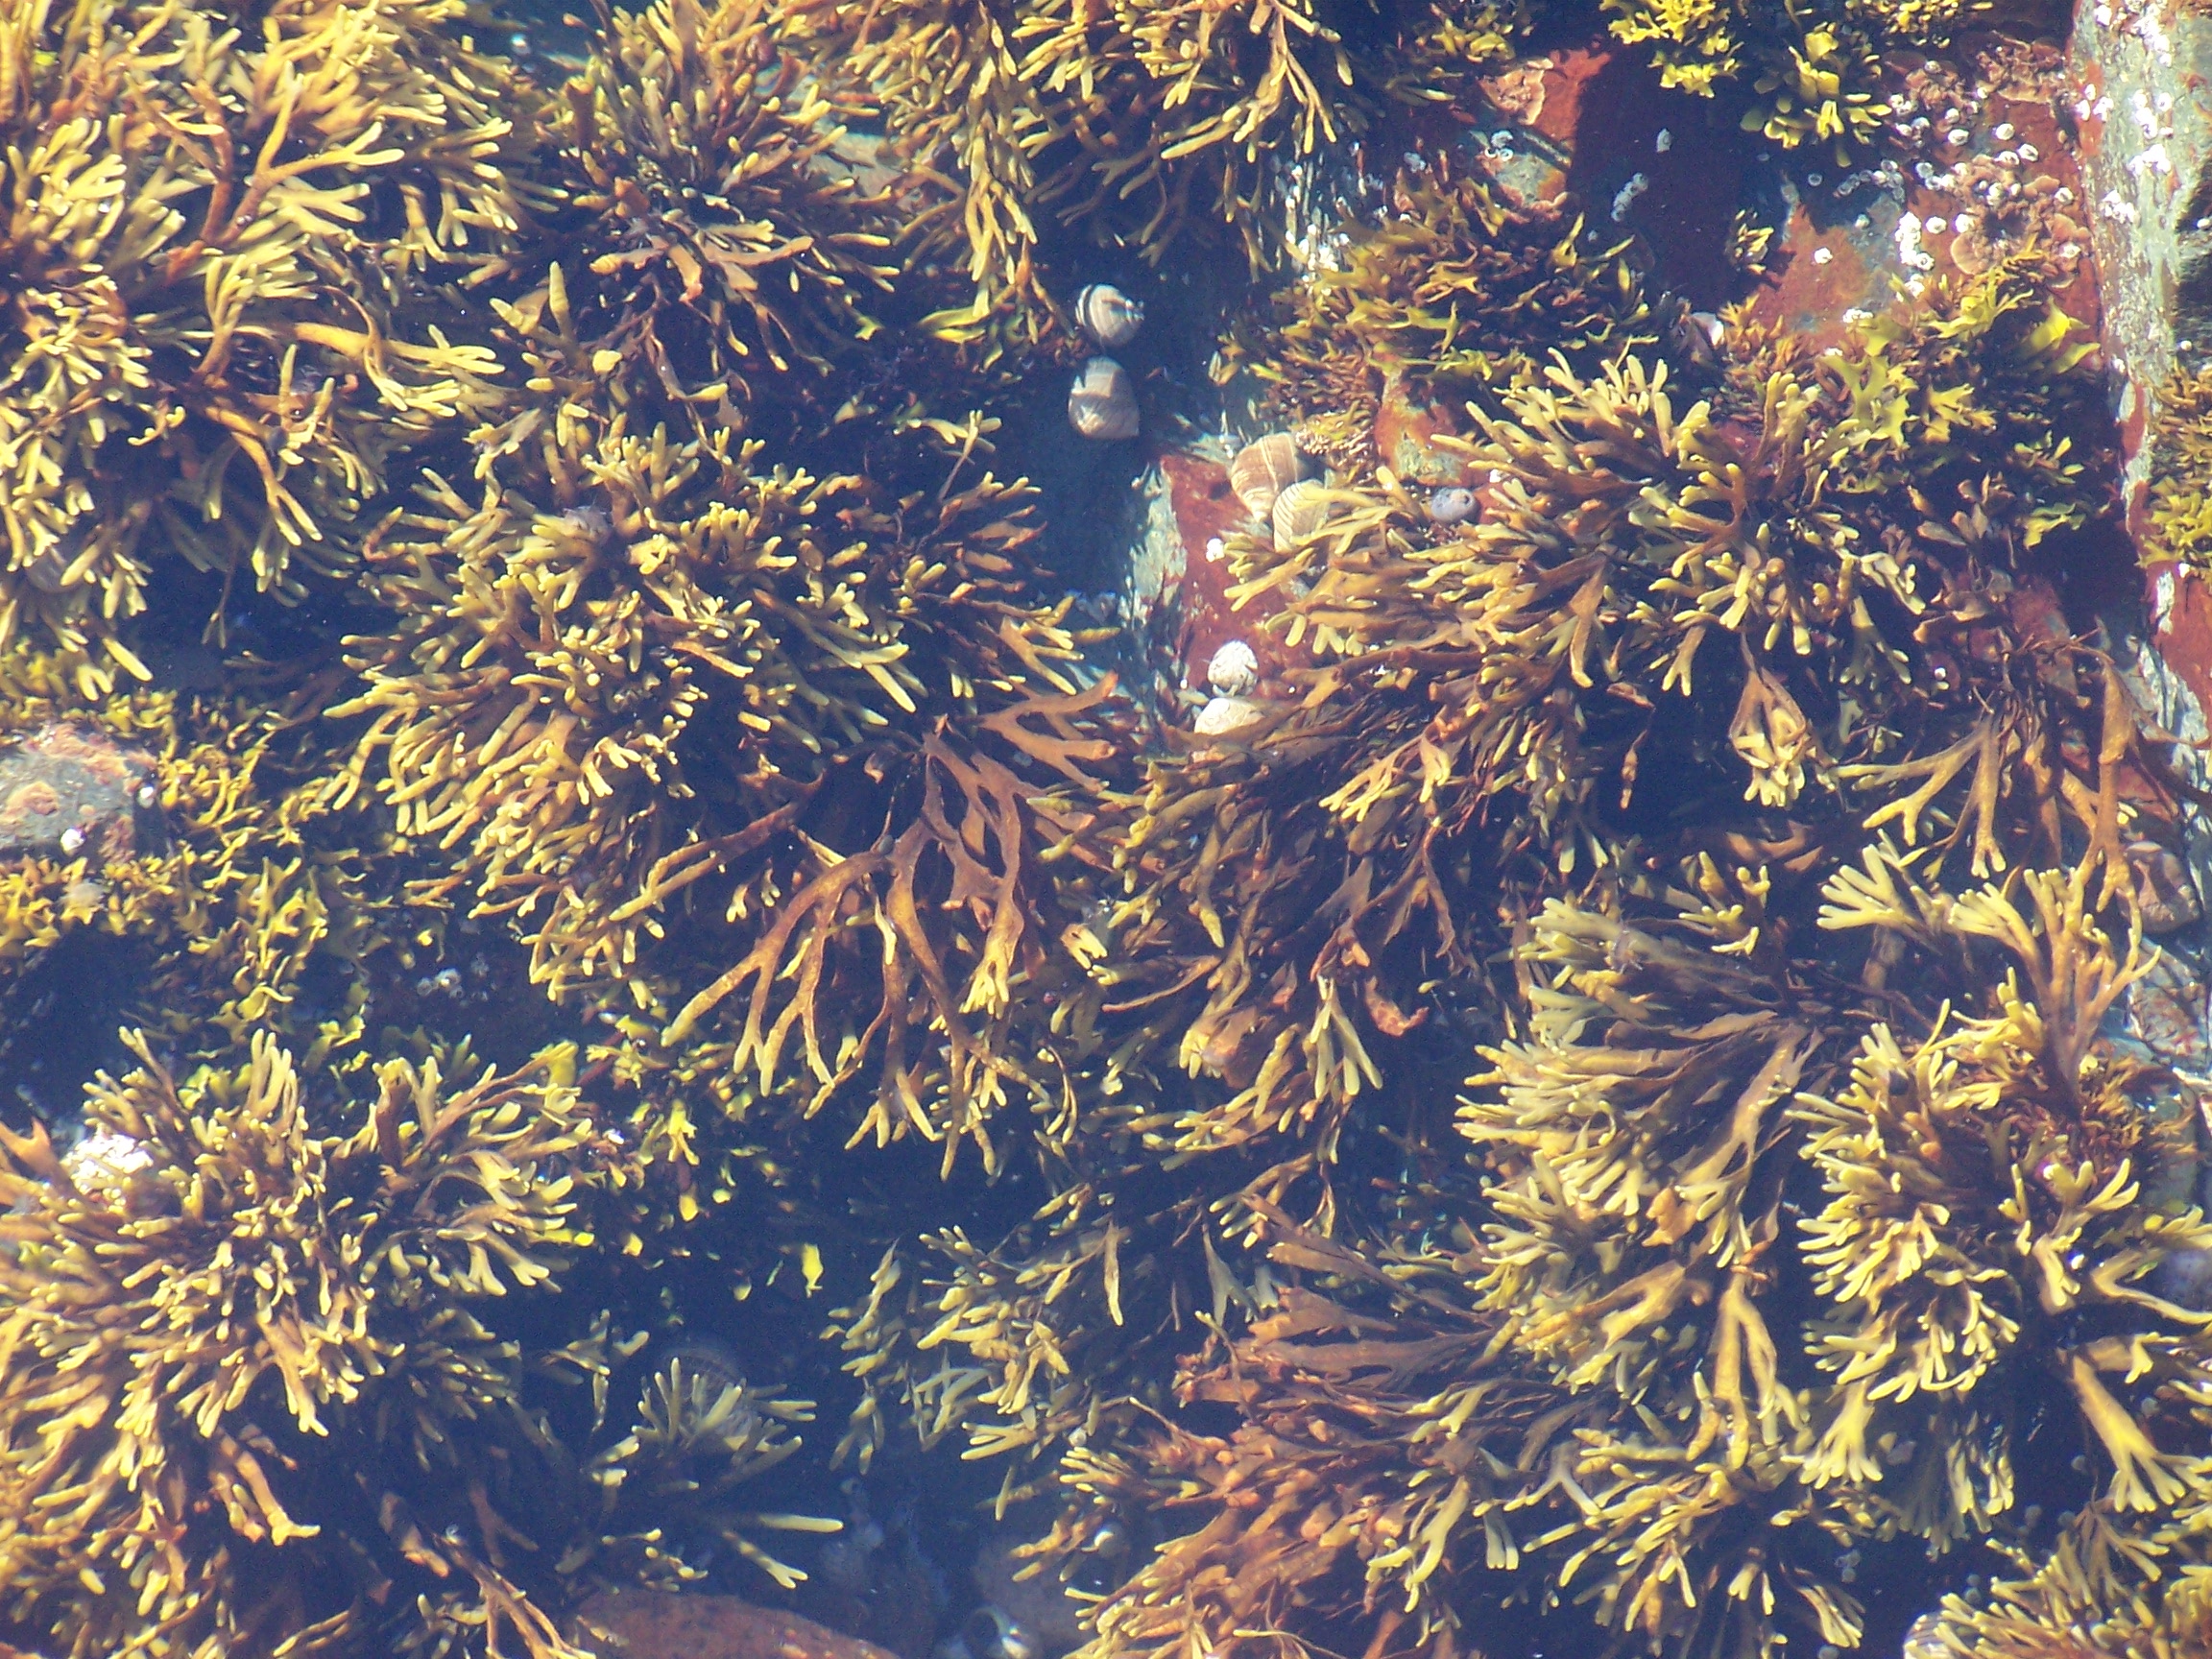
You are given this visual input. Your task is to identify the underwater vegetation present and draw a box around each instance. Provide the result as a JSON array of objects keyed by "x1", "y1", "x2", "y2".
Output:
[
  {"x1": 776, "y1": 0, "x2": 1532, "y2": 342},
  {"x1": 1233, "y1": 164, "x2": 1648, "y2": 473},
  {"x1": 1027, "y1": 252, "x2": 2212, "y2": 1659},
  {"x1": 0, "y1": 0, "x2": 516, "y2": 687},
  {"x1": 2147, "y1": 364, "x2": 2212, "y2": 571},
  {"x1": 5, "y1": 0, "x2": 2212, "y2": 1656}
]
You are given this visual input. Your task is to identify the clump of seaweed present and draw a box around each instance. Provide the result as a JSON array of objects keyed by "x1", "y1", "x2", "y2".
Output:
[
  {"x1": 1063, "y1": 1230, "x2": 1575, "y2": 1659},
  {"x1": 1604, "y1": 0, "x2": 1977, "y2": 155},
  {"x1": 0, "y1": 650, "x2": 448, "y2": 1091},
  {"x1": 0, "y1": 0, "x2": 514, "y2": 684},
  {"x1": 2146, "y1": 364, "x2": 2212, "y2": 569},
  {"x1": 1743, "y1": 11, "x2": 1891, "y2": 162},
  {"x1": 0, "y1": 8, "x2": 2198, "y2": 1659},
  {"x1": 527, "y1": 0, "x2": 913, "y2": 433},
  {"x1": 0, "y1": 1033, "x2": 629, "y2": 1653},
  {"x1": 1028, "y1": 237, "x2": 2176, "y2": 1659},
  {"x1": 1801, "y1": 850, "x2": 2212, "y2": 1527},
  {"x1": 335, "y1": 282, "x2": 1099, "y2": 1118},
  {"x1": 549, "y1": 1348, "x2": 837, "y2": 1595},
  {"x1": 1241, "y1": 165, "x2": 1647, "y2": 473},
  {"x1": 768, "y1": 0, "x2": 1048, "y2": 344},
  {"x1": 781, "y1": 0, "x2": 1530, "y2": 337}
]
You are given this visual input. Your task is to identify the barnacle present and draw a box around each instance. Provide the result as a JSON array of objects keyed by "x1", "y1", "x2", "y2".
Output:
[{"x1": 0, "y1": 0, "x2": 511, "y2": 683}]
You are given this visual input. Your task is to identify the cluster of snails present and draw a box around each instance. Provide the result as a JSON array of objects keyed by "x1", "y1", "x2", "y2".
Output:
[
  {"x1": 1229, "y1": 432, "x2": 1478, "y2": 538},
  {"x1": 1226, "y1": 433, "x2": 1325, "y2": 545},
  {"x1": 1192, "y1": 638, "x2": 1263, "y2": 736},
  {"x1": 1067, "y1": 284, "x2": 1145, "y2": 441}
]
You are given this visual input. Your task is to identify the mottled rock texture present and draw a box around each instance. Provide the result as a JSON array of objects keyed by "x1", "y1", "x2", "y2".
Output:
[{"x1": 574, "y1": 1589, "x2": 903, "y2": 1659}]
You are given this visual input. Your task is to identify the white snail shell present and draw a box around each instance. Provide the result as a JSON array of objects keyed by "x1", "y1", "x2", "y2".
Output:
[
  {"x1": 1193, "y1": 695, "x2": 1264, "y2": 735},
  {"x1": 1206, "y1": 639, "x2": 1260, "y2": 696},
  {"x1": 1228, "y1": 433, "x2": 1310, "y2": 521},
  {"x1": 1427, "y1": 486, "x2": 1478, "y2": 525},
  {"x1": 1901, "y1": 1613, "x2": 1947, "y2": 1659},
  {"x1": 1270, "y1": 478, "x2": 1333, "y2": 548},
  {"x1": 1069, "y1": 356, "x2": 1140, "y2": 441},
  {"x1": 1074, "y1": 283, "x2": 1144, "y2": 349}
]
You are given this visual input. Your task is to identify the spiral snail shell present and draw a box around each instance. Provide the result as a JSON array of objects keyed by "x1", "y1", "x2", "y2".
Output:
[
  {"x1": 1227, "y1": 433, "x2": 1311, "y2": 521},
  {"x1": 1206, "y1": 639, "x2": 1259, "y2": 697},
  {"x1": 1193, "y1": 695, "x2": 1264, "y2": 736},
  {"x1": 1270, "y1": 478, "x2": 1334, "y2": 547},
  {"x1": 1069, "y1": 357, "x2": 1140, "y2": 441},
  {"x1": 1074, "y1": 283, "x2": 1144, "y2": 349}
]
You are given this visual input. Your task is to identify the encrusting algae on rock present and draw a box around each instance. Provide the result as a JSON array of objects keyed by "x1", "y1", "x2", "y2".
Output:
[{"x1": 7, "y1": 0, "x2": 2212, "y2": 1656}]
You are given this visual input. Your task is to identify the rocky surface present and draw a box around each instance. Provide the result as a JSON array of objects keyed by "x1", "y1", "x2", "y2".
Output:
[
  {"x1": 0, "y1": 724, "x2": 159, "y2": 863},
  {"x1": 2070, "y1": 0, "x2": 2212, "y2": 1073},
  {"x1": 573, "y1": 1589, "x2": 903, "y2": 1659},
  {"x1": 2072, "y1": 0, "x2": 2200, "y2": 503}
]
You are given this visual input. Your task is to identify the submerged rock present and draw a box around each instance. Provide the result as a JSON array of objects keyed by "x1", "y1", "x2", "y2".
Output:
[
  {"x1": 970, "y1": 1529, "x2": 1085, "y2": 1656},
  {"x1": 0, "y1": 723, "x2": 160, "y2": 862},
  {"x1": 575, "y1": 1589, "x2": 902, "y2": 1659}
]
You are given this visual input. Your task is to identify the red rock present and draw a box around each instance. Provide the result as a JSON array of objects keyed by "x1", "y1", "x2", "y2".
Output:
[
  {"x1": 1156, "y1": 450, "x2": 1298, "y2": 706},
  {"x1": 2150, "y1": 561, "x2": 2212, "y2": 723},
  {"x1": 573, "y1": 1589, "x2": 901, "y2": 1659}
]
